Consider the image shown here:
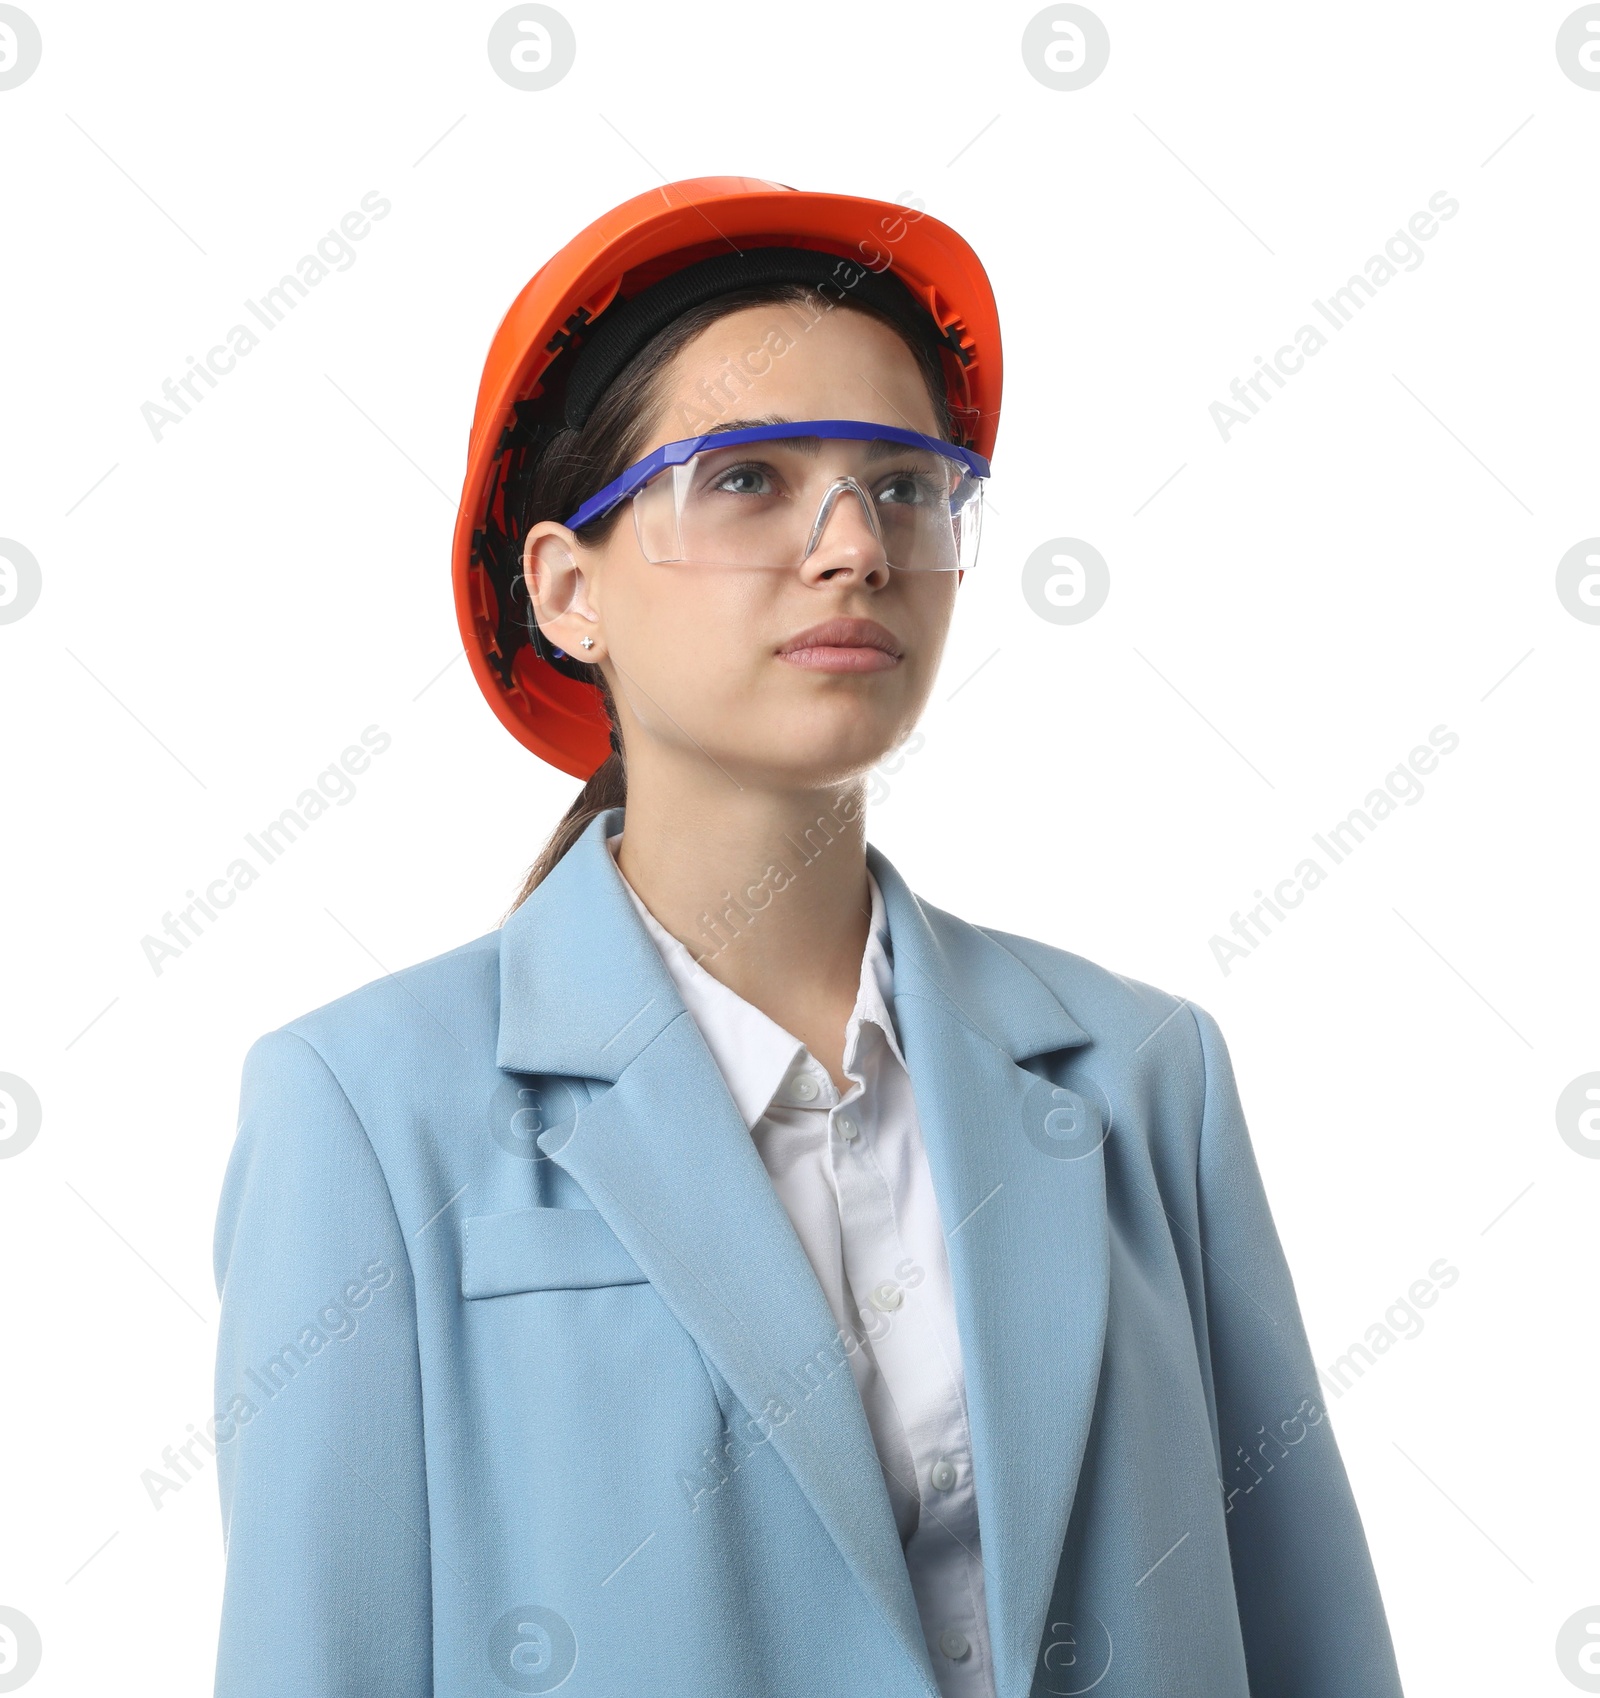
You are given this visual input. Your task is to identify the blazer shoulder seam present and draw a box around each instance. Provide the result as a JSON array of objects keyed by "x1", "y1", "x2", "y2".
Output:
[
  {"x1": 1186, "y1": 999, "x2": 1211, "y2": 1152},
  {"x1": 268, "y1": 1026, "x2": 422, "y2": 1300}
]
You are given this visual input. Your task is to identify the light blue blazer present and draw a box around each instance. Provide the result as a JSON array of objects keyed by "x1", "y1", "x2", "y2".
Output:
[{"x1": 212, "y1": 804, "x2": 1405, "y2": 1698}]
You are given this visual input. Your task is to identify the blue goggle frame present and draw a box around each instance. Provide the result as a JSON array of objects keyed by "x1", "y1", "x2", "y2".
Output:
[{"x1": 562, "y1": 419, "x2": 992, "y2": 533}]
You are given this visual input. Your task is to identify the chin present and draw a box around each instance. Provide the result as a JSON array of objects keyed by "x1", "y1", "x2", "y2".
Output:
[
  {"x1": 693, "y1": 697, "x2": 909, "y2": 789},
  {"x1": 750, "y1": 731, "x2": 901, "y2": 792}
]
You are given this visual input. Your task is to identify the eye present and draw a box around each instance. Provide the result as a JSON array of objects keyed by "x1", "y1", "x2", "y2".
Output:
[
  {"x1": 876, "y1": 468, "x2": 948, "y2": 508},
  {"x1": 708, "y1": 460, "x2": 779, "y2": 497}
]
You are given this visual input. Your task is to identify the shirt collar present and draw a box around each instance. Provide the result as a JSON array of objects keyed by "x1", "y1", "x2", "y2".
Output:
[
  {"x1": 606, "y1": 831, "x2": 904, "y2": 1128},
  {"x1": 857, "y1": 879, "x2": 907, "y2": 1071}
]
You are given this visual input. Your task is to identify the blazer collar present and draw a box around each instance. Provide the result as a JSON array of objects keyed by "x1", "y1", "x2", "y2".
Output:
[
  {"x1": 497, "y1": 806, "x2": 687, "y2": 1082},
  {"x1": 497, "y1": 806, "x2": 1106, "y2": 1698},
  {"x1": 497, "y1": 806, "x2": 1089, "y2": 1080}
]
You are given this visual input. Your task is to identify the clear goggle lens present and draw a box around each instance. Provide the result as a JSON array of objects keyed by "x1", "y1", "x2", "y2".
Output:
[{"x1": 630, "y1": 435, "x2": 984, "y2": 573}]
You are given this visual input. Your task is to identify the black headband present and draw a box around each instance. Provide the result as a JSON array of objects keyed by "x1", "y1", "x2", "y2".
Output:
[{"x1": 559, "y1": 245, "x2": 965, "y2": 431}]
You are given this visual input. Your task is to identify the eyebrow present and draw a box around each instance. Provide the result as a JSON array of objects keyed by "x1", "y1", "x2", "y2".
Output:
[
  {"x1": 706, "y1": 415, "x2": 804, "y2": 440},
  {"x1": 700, "y1": 418, "x2": 942, "y2": 461}
]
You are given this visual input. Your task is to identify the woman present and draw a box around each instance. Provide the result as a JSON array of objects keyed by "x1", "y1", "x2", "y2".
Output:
[{"x1": 212, "y1": 178, "x2": 1405, "y2": 1698}]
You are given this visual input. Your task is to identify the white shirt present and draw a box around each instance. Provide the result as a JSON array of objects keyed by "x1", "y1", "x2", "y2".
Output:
[{"x1": 606, "y1": 832, "x2": 996, "y2": 1697}]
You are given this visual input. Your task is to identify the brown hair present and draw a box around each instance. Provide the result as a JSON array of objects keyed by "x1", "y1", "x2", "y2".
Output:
[{"x1": 501, "y1": 281, "x2": 953, "y2": 920}]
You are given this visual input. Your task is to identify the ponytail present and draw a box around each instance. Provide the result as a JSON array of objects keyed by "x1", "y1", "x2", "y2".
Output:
[{"x1": 500, "y1": 682, "x2": 627, "y2": 922}]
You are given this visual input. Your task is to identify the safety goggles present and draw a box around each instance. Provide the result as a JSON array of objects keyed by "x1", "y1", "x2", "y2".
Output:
[{"x1": 562, "y1": 419, "x2": 990, "y2": 573}]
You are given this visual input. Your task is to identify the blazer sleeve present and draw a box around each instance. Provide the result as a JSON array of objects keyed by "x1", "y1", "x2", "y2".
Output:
[
  {"x1": 1188, "y1": 1000, "x2": 1405, "y2": 1698},
  {"x1": 212, "y1": 1028, "x2": 432, "y2": 1698}
]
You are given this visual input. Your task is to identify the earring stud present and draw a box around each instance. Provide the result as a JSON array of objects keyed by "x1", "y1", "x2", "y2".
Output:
[{"x1": 580, "y1": 637, "x2": 595, "y2": 650}]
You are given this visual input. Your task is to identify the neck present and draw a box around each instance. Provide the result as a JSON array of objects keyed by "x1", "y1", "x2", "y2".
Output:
[{"x1": 611, "y1": 762, "x2": 873, "y2": 1069}]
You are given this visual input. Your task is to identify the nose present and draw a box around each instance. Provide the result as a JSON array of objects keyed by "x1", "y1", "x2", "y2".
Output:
[{"x1": 800, "y1": 477, "x2": 890, "y2": 583}]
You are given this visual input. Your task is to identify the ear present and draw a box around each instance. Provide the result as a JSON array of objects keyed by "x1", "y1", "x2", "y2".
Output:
[{"x1": 522, "y1": 521, "x2": 604, "y2": 660}]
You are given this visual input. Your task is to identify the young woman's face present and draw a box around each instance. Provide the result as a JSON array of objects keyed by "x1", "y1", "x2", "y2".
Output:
[{"x1": 524, "y1": 303, "x2": 962, "y2": 792}]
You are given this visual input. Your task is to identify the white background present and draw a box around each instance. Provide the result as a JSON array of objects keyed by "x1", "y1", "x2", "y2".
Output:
[{"x1": 2, "y1": 2, "x2": 1596, "y2": 1693}]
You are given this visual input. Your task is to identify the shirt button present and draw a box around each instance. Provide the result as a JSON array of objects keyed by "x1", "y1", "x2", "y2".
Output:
[
  {"x1": 836, "y1": 1113, "x2": 858, "y2": 1142},
  {"x1": 930, "y1": 1458, "x2": 957, "y2": 1492},
  {"x1": 938, "y1": 1629, "x2": 971, "y2": 1662},
  {"x1": 791, "y1": 1074, "x2": 819, "y2": 1102},
  {"x1": 870, "y1": 1281, "x2": 903, "y2": 1312}
]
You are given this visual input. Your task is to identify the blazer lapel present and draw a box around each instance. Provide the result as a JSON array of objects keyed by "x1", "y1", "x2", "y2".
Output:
[
  {"x1": 866, "y1": 845, "x2": 1108, "y2": 1698},
  {"x1": 496, "y1": 808, "x2": 941, "y2": 1693},
  {"x1": 495, "y1": 808, "x2": 1110, "y2": 1698}
]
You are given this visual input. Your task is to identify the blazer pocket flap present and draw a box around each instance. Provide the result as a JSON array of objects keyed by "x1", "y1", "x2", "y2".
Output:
[{"x1": 461, "y1": 1207, "x2": 648, "y2": 1298}]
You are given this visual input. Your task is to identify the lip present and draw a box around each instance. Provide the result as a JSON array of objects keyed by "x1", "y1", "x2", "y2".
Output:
[{"x1": 776, "y1": 616, "x2": 903, "y2": 673}]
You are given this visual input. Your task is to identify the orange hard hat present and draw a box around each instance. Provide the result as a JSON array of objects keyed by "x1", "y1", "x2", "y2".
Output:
[{"x1": 451, "y1": 175, "x2": 1002, "y2": 778}]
